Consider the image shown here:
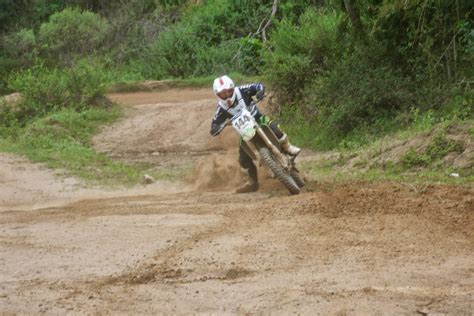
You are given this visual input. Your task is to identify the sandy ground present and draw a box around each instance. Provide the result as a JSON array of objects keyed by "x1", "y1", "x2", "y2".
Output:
[{"x1": 0, "y1": 88, "x2": 473, "y2": 315}]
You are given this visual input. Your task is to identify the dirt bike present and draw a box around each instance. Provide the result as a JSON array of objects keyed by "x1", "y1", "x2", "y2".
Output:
[{"x1": 217, "y1": 101, "x2": 304, "y2": 195}]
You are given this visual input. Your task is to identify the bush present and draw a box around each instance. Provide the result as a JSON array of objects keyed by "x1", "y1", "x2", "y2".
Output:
[
  {"x1": 3, "y1": 29, "x2": 37, "y2": 65},
  {"x1": 402, "y1": 129, "x2": 465, "y2": 168},
  {"x1": 1, "y1": 28, "x2": 37, "y2": 94},
  {"x1": 371, "y1": 0, "x2": 474, "y2": 83},
  {"x1": 263, "y1": 8, "x2": 417, "y2": 149},
  {"x1": 139, "y1": 0, "x2": 271, "y2": 79},
  {"x1": 440, "y1": 88, "x2": 473, "y2": 121},
  {"x1": 263, "y1": 9, "x2": 343, "y2": 103},
  {"x1": 37, "y1": 8, "x2": 110, "y2": 65},
  {"x1": 312, "y1": 53, "x2": 413, "y2": 138},
  {"x1": 402, "y1": 147, "x2": 431, "y2": 168},
  {"x1": 0, "y1": 55, "x2": 18, "y2": 95},
  {"x1": 143, "y1": 24, "x2": 206, "y2": 78},
  {"x1": 425, "y1": 130, "x2": 465, "y2": 160},
  {"x1": 5, "y1": 60, "x2": 109, "y2": 124}
]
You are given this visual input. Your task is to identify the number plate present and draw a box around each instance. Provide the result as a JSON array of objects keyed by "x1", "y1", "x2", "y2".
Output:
[{"x1": 231, "y1": 108, "x2": 257, "y2": 141}]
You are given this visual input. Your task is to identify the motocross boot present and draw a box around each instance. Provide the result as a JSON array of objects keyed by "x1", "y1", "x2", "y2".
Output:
[
  {"x1": 279, "y1": 133, "x2": 301, "y2": 156},
  {"x1": 236, "y1": 166, "x2": 259, "y2": 193}
]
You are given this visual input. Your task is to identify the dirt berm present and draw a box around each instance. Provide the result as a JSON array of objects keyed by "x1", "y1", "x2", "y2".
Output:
[{"x1": 0, "y1": 88, "x2": 472, "y2": 314}]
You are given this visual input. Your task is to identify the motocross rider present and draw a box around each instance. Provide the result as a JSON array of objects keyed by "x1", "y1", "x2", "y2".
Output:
[{"x1": 210, "y1": 75, "x2": 301, "y2": 193}]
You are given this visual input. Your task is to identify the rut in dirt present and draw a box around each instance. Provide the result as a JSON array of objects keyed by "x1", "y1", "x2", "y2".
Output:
[{"x1": 0, "y1": 89, "x2": 472, "y2": 315}]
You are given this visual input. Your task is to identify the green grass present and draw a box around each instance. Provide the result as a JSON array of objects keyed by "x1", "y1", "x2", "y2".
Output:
[
  {"x1": 0, "y1": 107, "x2": 164, "y2": 186},
  {"x1": 301, "y1": 159, "x2": 473, "y2": 187},
  {"x1": 298, "y1": 118, "x2": 474, "y2": 188}
]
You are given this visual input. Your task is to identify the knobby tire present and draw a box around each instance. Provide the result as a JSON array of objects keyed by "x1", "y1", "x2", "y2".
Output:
[{"x1": 259, "y1": 147, "x2": 300, "y2": 195}]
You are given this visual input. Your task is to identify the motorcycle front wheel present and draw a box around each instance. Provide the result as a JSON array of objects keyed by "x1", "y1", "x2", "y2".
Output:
[{"x1": 259, "y1": 147, "x2": 300, "y2": 195}]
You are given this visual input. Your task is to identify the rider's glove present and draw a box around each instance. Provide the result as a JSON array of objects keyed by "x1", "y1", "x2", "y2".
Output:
[{"x1": 256, "y1": 90, "x2": 265, "y2": 101}]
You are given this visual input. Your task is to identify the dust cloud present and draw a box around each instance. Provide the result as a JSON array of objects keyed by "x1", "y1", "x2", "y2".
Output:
[{"x1": 189, "y1": 153, "x2": 244, "y2": 191}]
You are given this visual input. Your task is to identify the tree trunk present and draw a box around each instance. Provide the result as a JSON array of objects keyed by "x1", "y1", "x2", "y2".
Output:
[
  {"x1": 259, "y1": 0, "x2": 278, "y2": 42},
  {"x1": 343, "y1": 0, "x2": 365, "y2": 42}
]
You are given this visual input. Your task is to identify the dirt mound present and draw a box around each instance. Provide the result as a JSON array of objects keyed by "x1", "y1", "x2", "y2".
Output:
[
  {"x1": 304, "y1": 123, "x2": 473, "y2": 176},
  {"x1": 365, "y1": 123, "x2": 473, "y2": 170}
]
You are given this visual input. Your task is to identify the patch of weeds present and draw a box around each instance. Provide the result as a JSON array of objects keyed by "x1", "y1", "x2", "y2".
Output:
[
  {"x1": 352, "y1": 157, "x2": 369, "y2": 168},
  {"x1": 402, "y1": 129, "x2": 464, "y2": 168},
  {"x1": 378, "y1": 159, "x2": 397, "y2": 170},
  {"x1": 411, "y1": 108, "x2": 437, "y2": 132},
  {"x1": 468, "y1": 125, "x2": 474, "y2": 138},
  {"x1": 300, "y1": 161, "x2": 353, "y2": 184},
  {"x1": 426, "y1": 130, "x2": 464, "y2": 160},
  {"x1": 0, "y1": 107, "x2": 161, "y2": 186},
  {"x1": 402, "y1": 147, "x2": 431, "y2": 168},
  {"x1": 302, "y1": 152, "x2": 473, "y2": 187},
  {"x1": 299, "y1": 120, "x2": 472, "y2": 187},
  {"x1": 360, "y1": 164, "x2": 472, "y2": 186}
]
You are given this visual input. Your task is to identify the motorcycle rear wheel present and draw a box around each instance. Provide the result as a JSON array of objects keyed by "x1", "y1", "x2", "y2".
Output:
[{"x1": 259, "y1": 147, "x2": 300, "y2": 195}]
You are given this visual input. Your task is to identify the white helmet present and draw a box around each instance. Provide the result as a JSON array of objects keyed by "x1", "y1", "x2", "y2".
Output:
[{"x1": 213, "y1": 75, "x2": 236, "y2": 106}]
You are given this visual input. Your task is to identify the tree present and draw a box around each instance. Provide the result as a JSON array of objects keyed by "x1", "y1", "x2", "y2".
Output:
[
  {"x1": 343, "y1": 0, "x2": 366, "y2": 43},
  {"x1": 37, "y1": 7, "x2": 109, "y2": 65}
]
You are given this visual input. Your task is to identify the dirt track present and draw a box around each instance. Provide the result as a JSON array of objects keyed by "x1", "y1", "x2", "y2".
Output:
[{"x1": 1, "y1": 89, "x2": 473, "y2": 314}]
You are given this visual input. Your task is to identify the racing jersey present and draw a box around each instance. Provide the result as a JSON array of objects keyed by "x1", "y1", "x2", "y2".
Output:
[{"x1": 210, "y1": 83, "x2": 264, "y2": 136}]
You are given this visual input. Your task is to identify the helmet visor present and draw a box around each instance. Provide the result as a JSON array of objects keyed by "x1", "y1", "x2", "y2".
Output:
[{"x1": 217, "y1": 88, "x2": 234, "y2": 100}]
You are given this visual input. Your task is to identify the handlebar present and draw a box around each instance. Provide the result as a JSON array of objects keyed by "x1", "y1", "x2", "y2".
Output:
[{"x1": 215, "y1": 98, "x2": 262, "y2": 135}]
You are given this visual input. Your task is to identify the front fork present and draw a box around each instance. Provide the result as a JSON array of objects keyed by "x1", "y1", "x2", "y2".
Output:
[{"x1": 255, "y1": 127, "x2": 290, "y2": 168}]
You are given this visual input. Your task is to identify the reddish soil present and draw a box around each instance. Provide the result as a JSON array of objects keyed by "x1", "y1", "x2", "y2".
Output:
[{"x1": 0, "y1": 89, "x2": 472, "y2": 314}]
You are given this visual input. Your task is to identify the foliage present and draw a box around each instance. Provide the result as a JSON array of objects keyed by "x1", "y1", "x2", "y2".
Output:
[
  {"x1": 0, "y1": 107, "x2": 156, "y2": 185},
  {"x1": 263, "y1": 2, "x2": 473, "y2": 150},
  {"x1": 4, "y1": 60, "x2": 109, "y2": 125},
  {"x1": 402, "y1": 147, "x2": 431, "y2": 168},
  {"x1": 142, "y1": 23, "x2": 206, "y2": 78},
  {"x1": 369, "y1": 0, "x2": 474, "y2": 83},
  {"x1": 139, "y1": 0, "x2": 273, "y2": 79},
  {"x1": 0, "y1": 56, "x2": 18, "y2": 95},
  {"x1": 3, "y1": 29, "x2": 37, "y2": 63},
  {"x1": 1, "y1": 29, "x2": 37, "y2": 94},
  {"x1": 37, "y1": 7, "x2": 110, "y2": 65},
  {"x1": 0, "y1": 0, "x2": 66, "y2": 32},
  {"x1": 263, "y1": 9, "x2": 343, "y2": 103},
  {"x1": 402, "y1": 129, "x2": 465, "y2": 168},
  {"x1": 425, "y1": 130, "x2": 464, "y2": 160}
]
